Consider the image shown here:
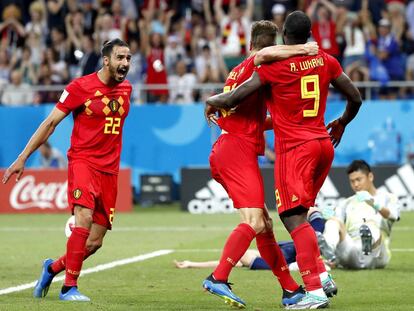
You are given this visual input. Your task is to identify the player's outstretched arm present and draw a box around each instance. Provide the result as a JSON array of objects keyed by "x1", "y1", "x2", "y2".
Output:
[
  {"x1": 206, "y1": 72, "x2": 262, "y2": 109},
  {"x1": 327, "y1": 73, "x2": 362, "y2": 147},
  {"x1": 2, "y1": 108, "x2": 67, "y2": 184},
  {"x1": 254, "y1": 42, "x2": 319, "y2": 66}
]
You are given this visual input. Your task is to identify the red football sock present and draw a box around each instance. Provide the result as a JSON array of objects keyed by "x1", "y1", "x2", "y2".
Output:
[
  {"x1": 317, "y1": 256, "x2": 327, "y2": 274},
  {"x1": 64, "y1": 227, "x2": 90, "y2": 287},
  {"x1": 213, "y1": 223, "x2": 256, "y2": 281},
  {"x1": 291, "y1": 223, "x2": 322, "y2": 291},
  {"x1": 50, "y1": 248, "x2": 94, "y2": 274},
  {"x1": 256, "y1": 231, "x2": 299, "y2": 292}
]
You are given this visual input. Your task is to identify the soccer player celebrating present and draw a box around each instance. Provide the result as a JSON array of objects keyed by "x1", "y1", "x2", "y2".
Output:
[
  {"x1": 202, "y1": 20, "x2": 320, "y2": 309},
  {"x1": 2, "y1": 39, "x2": 132, "y2": 301},
  {"x1": 206, "y1": 11, "x2": 362, "y2": 309}
]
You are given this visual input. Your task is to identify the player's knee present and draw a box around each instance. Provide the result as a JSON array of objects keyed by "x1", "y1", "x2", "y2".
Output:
[
  {"x1": 86, "y1": 239, "x2": 103, "y2": 254},
  {"x1": 244, "y1": 217, "x2": 266, "y2": 234},
  {"x1": 74, "y1": 206, "x2": 93, "y2": 228}
]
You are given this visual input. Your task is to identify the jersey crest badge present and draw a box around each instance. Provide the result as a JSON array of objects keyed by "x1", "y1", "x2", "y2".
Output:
[
  {"x1": 73, "y1": 189, "x2": 82, "y2": 200},
  {"x1": 109, "y1": 99, "x2": 120, "y2": 113},
  {"x1": 292, "y1": 194, "x2": 298, "y2": 202}
]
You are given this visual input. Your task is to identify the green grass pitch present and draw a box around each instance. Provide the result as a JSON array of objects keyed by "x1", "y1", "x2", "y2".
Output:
[{"x1": 0, "y1": 205, "x2": 413, "y2": 310}]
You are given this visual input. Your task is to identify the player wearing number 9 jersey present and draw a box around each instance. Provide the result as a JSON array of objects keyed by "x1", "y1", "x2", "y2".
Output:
[
  {"x1": 203, "y1": 21, "x2": 323, "y2": 309},
  {"x1": 207, "y1": 11, "x2": 362, "y2": 309},
  {"x1": 2, "y1": 39, "x2": 132, "y2": 302}
]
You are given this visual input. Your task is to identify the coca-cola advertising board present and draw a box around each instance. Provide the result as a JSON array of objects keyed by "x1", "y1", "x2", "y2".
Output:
[{"x1": 0, "y1": 169, "x2": 132, "y2": 213}]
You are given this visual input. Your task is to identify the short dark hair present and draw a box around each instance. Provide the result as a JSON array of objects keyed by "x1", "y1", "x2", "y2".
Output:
[
  {"x1": 283, "y1": 11, "x2": 311, "y2": 44},
  {"x1": 101, "y1": 38, "x2": 129, "y2": 57},
  {"x1": 250, "y1": 20, "x2": 278, "y2": 50},
  {"x1": 346, "y1": 160, "x2": 372, "y2": 175}
]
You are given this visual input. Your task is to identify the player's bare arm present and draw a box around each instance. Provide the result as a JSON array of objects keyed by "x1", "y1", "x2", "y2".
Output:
[
  {"x1": 2, "y1": 108, "x2": 67, "y2": 184},
  {"x1": 206, "y1": 72, "x2": 262, "y2": 109},
  {"x1": 326, "y1": 73, "x2": 362, "y2": 147},
  {"x1": 254, "y1": 42, "x2": 319, "y2": 66}
]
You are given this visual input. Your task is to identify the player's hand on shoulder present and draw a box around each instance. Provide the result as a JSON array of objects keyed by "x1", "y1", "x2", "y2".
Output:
[
  {"x1": 204, "y1": 104, "x2": 218, "y2": 126},
  {"x1": 326, "y1": 118, "x2": 345, "y2": 148},
  {"x1": 2, "y1": 157, "x2": 25, "y2": 184},
  {"x1": 304, "y1": 42, "x2": 319, "y2": 56}
]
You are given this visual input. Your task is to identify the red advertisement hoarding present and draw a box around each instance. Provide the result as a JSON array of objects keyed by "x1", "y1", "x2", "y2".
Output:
[{"x1": 0, "y1": 169, "x2": 132, "y2": 213}]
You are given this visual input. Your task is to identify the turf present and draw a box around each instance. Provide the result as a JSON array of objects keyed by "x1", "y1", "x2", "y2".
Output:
[{"x1": 0, "y1": 205, "x2": 413, "y2": 310}]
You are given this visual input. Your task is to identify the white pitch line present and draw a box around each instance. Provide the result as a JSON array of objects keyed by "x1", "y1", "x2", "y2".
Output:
[
  {"x1": 391, "y1": 248, "x2": 414, "y2": 252},
  {"x1": 0, "y1": 249, "x2": 173, "y2": 296}
]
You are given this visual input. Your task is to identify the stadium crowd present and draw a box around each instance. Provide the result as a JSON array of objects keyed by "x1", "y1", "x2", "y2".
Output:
[{"x1": 0, "y1": 0, "x2": 414, "y2": 105}]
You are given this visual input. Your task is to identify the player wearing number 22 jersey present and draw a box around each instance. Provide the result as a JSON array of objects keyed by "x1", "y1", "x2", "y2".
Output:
[
  {"x1": 56, "y1": 71, "x2": 131, "y2": 228},
  {"x1": 2, "y1": 39, "x2": 133, "y2": 301}
]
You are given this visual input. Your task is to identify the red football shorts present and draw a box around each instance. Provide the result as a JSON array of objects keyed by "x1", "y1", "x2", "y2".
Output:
[
  {"x1": 209, "y1": 134, "x2": 264, "y2": 209},
  {"x1": 275, "y1": 138, "x2": 334, "y2": 215},
  {"x1": 68, "y1": 161, "x2": 118, "y2": 229}
]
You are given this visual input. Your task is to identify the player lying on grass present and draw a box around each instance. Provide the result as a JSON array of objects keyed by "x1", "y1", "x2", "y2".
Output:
[{"x1": 175, "y1": 208, "x2": 330, "y2": 272}]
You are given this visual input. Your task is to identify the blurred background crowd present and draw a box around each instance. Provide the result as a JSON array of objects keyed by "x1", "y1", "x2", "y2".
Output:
[{"x1": 0, "y1": 0, "x2": 414, "y2": 105}]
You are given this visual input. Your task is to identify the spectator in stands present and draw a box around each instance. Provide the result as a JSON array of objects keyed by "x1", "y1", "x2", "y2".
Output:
[
  {"x1": 34, "y1": 62, "x2": 61, "y2": 104},
  {"x1": 193, "y1": 23, "x2": 228, "y2": 82},
  {"x1": 79, "y1": 0, "x2": 97, "y2": 34},
  {"x1": 26, "y1": 31, "x2": 44, "y2": 67},
  {"x1": 0, "y1": 47, "x2": 10, "y2": 87},
  {"x1": 271, "y1": 4, "x2": 286, "y2": 45},
  {"x1": 307, "y1": 0, "x2": 341, "y2": 60},
  {"x1": 164, "y1": 35, "x2": 186, "y2": 75},
  {"x1": 15, "y1": 46, "x2": 39, "y2": 85},
  {"x1": 342, "y1": 12, "x2": 369, "y2": 81},
  {"x1": 127, "y1": 38, "x2": 146, "y2": 103},
  {"x1": 0, "y1": 4, "x2": 25, "y2": 52},
  {"x1": 95, "y1": 13, "x2": 122, "y2": 45},
  {"x1": 214, "y1": 0, "x2": 254, "y2": 70},
  {"x1": 76, "y1": 35, "x2": 100, "y2": 77},
  {"x1": 44, "y1": 47, "x2": 69, "y2": 84},
  {"x1": 386, "y1": 0, "x2": 406, "y2": 43},
  {"x1": 376, "y1": 18, "x2": 405, "y2": 98},
  {"x1": 65, "y1": 9, "x2": 87, "y2": 78},
  {"x1": 45, "y1": 0, "x2": 65, "y2": 35},
  {"x1": 49, "y1": 26, "x2": 68, "y2": 62},
  {"x1": 39, "y1": 141, "x2": 67, "y2": 168},
  {"x1": 139, "y1": 0, "x2": 174, "y2": 103},
  {"x1": 25, "y1": 1, "x2": 48, "y2": 45},
  {"x1": 168, "y1": 60, "x2": 197, "y2": 104},
  {"x1": 1, "y1": 69, "x2": 34, "y2": 106}
]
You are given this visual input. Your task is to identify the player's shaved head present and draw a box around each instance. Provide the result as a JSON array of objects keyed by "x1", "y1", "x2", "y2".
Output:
[
  {"x1": 283, "y1": 11, "x2": 311, "y2": 44},
  {"x1": 101, "y1": 38, "x2": 129, "y2": 57},
  {"x1": 347, "y1": 160, "x2": 372, "y2": 175},
  {"x1": 250, "y1": 20, "x2": 278, "y2": 50}
]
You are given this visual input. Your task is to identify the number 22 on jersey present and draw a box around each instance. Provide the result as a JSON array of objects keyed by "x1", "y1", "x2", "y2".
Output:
[
  {"x1": 301, "y1": 75, "x2": 320, "y2": 117},
  {"x1": 104, "y1": 117, "x2": 121, "y2": 134}
]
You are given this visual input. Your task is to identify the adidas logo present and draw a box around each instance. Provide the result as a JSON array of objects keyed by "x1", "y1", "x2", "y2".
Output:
[
  {"x1": 316, "y1": 164, "x2": 414, "y2": 212},
  {"x1": 187, "y1": 179, "x2": 236, "y2": 214},
  {"x1": 378, "y1": 164, "x2": 414, "y2": 211}
]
